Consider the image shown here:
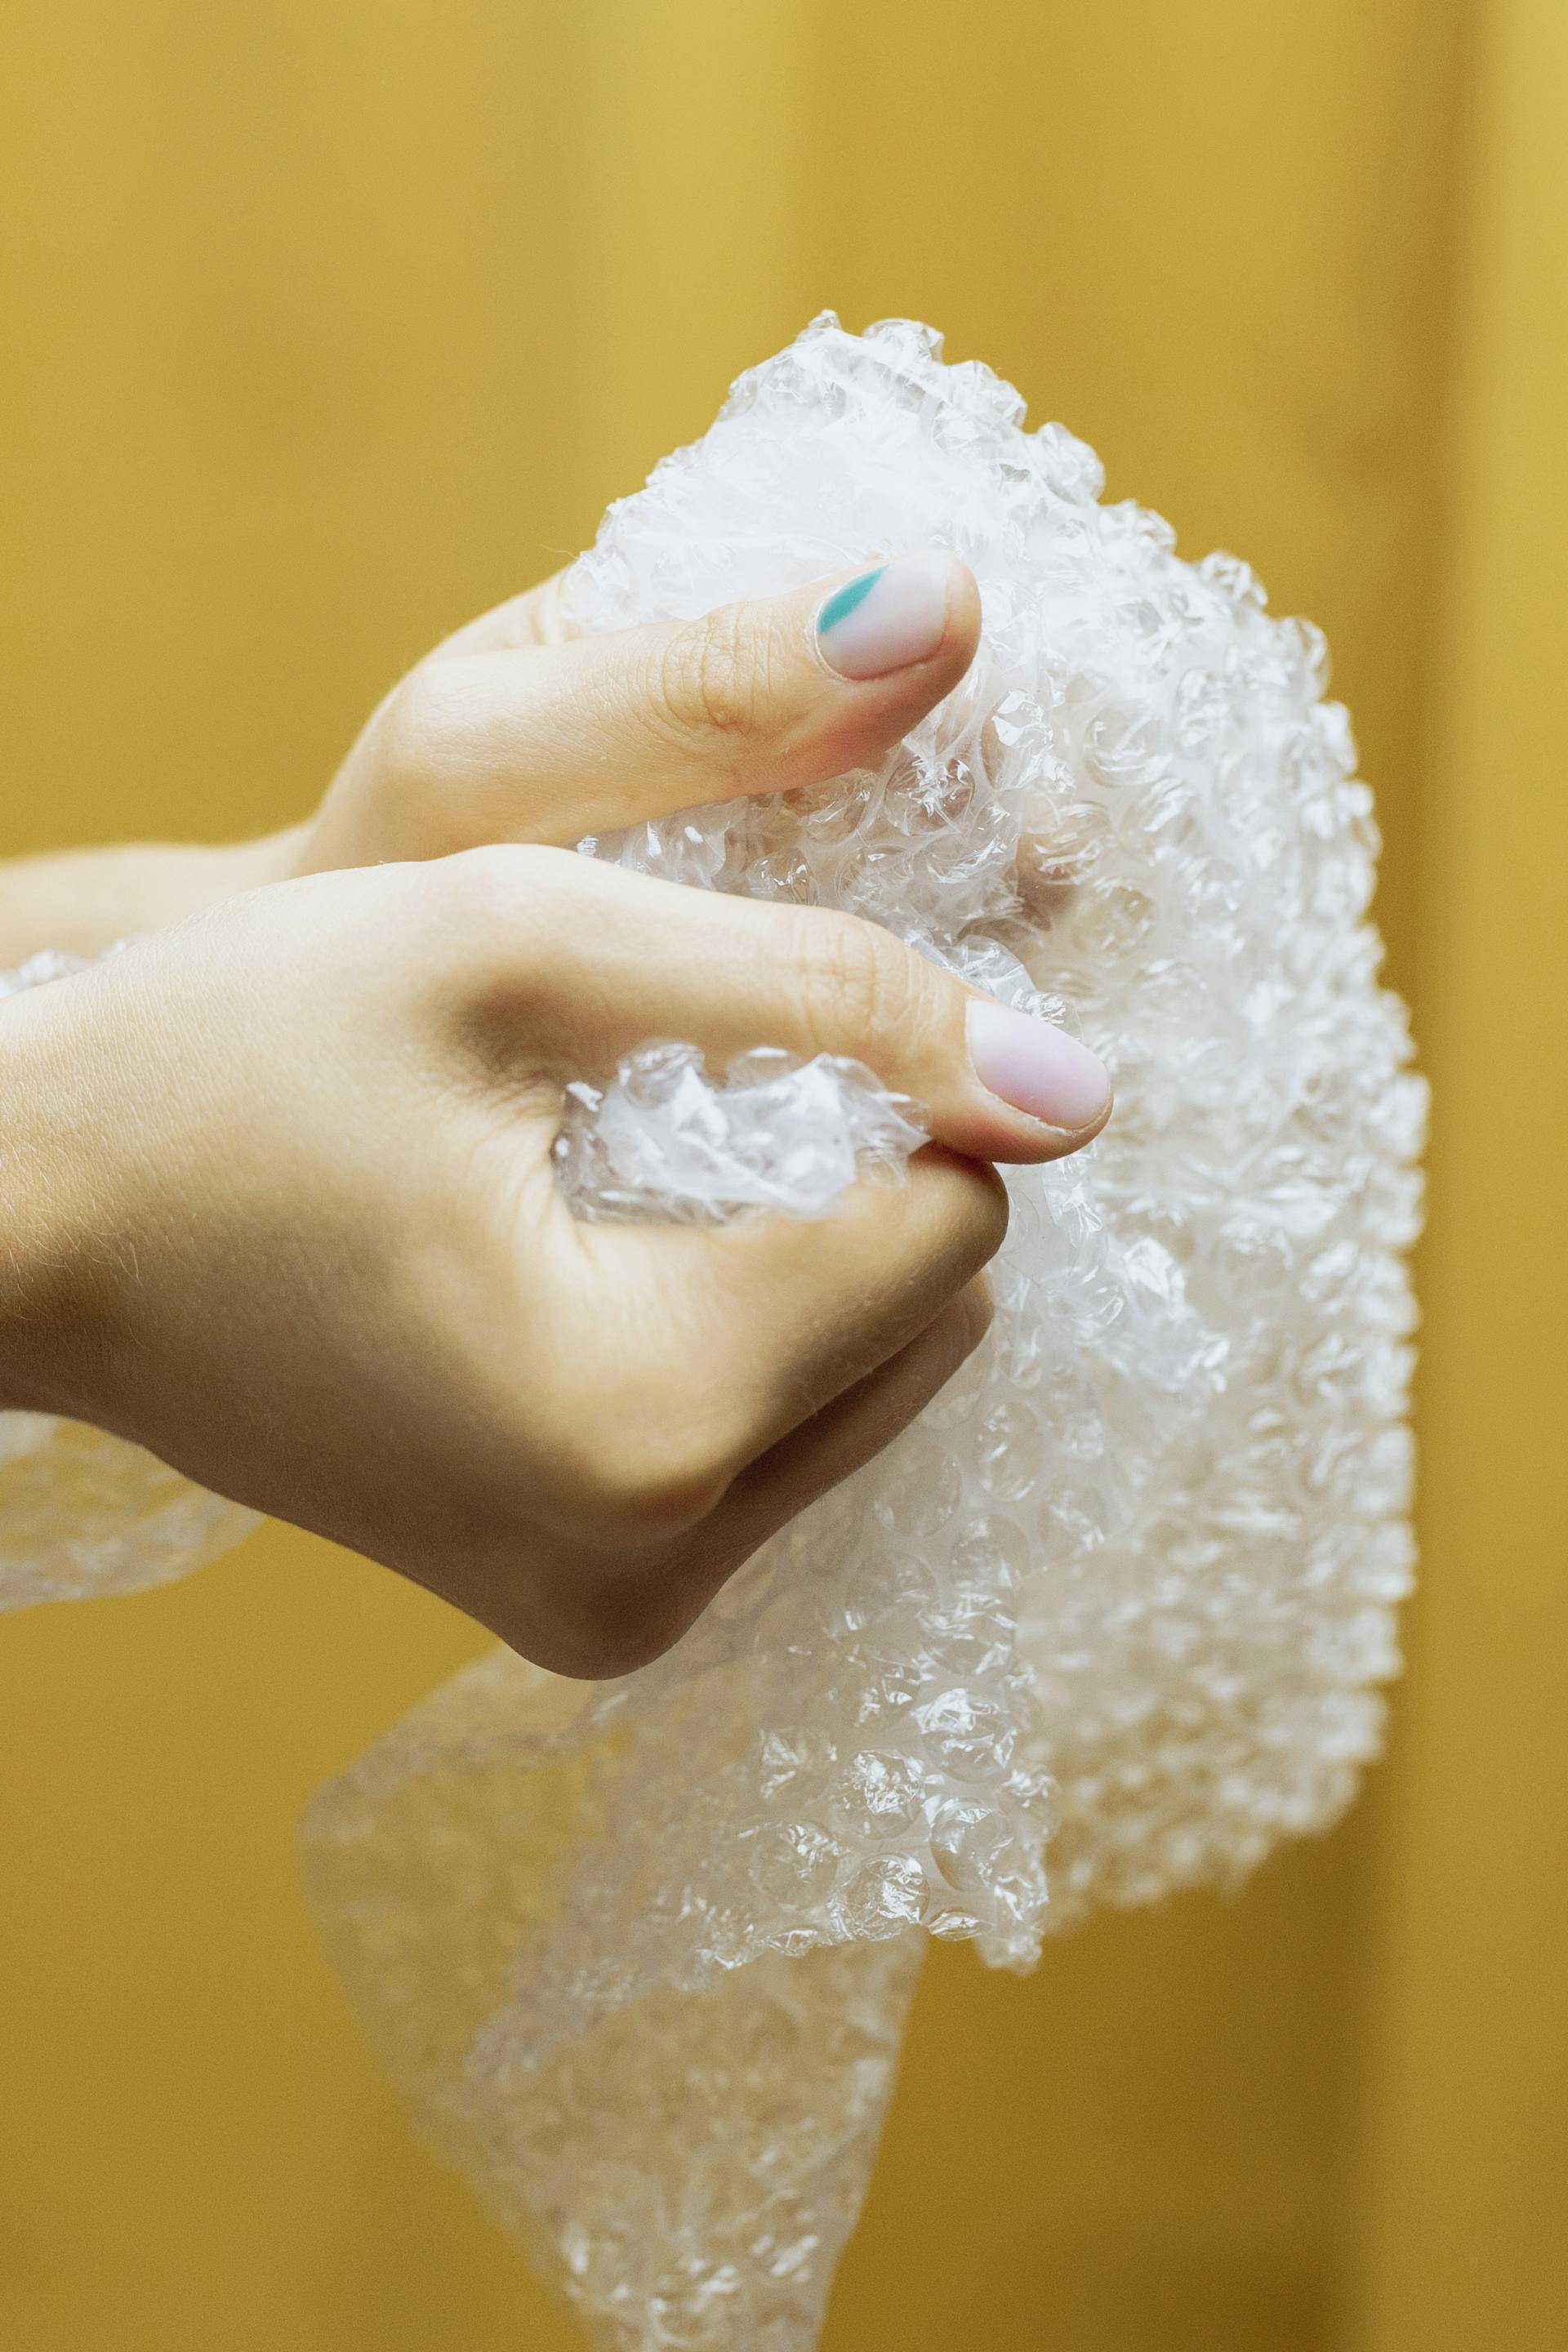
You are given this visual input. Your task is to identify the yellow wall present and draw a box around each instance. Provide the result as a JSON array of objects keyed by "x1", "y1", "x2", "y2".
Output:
[
  {"x1": 1348, "y1": 2, "x2": 1568, "y2": 2343},
  {"x1": 0, "y1": 4, "x2": 1559, "y2": 2347}
]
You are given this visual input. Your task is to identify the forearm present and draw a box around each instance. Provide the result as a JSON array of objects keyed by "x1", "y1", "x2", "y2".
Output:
[{"x1": 0, "y1": 831, "x2": 304, "y2": 964}]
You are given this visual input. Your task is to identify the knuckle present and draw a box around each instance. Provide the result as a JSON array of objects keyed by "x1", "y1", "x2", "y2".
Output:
[
  {"x1": 483, "y1": 1571, "x2": 690, "y2": 1682},
  {"x1": 795, "y1": 909, "x2": 921, "y2": 1063},
  {"x1": 566, "y1": 1590, "x2": 694, "y2": 1681},
  {"x1": 656, "y1": 605, "x2": 759, "y2": 744},
  {"x1": 380, "y1": 660, "x2": 457, "y2": 782},
  {"x1": 379, "y1": 653, "x2": 501, "y2": 798},
  {"x1": 424, "y1": 842, "x2": 577, "y2": 992},
  {"x1": 555, "y1": 1397, "x2": 743, "y2": 1548},
  {"x1": 372, "y1": 666, "x2": 474, "y2": 857},
  {"x1": 434, "y1": 839, "x2": 566, "y2": 929}
]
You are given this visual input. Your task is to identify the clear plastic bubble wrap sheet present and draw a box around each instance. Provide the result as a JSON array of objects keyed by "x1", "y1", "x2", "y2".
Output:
[
  {"x1": 554, "y1": 1042, "x2": 930, "y2": 1225},
  {"x1": 2, "y1": 316, "x2": 1424, "y2": 2352},
  {"x1": 304, "y1": 317, "x2": 1425, "y2": 2348}
]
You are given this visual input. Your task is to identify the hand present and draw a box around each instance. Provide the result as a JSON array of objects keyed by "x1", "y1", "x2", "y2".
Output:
[{"x1": 0, "y1": 848, "x2": 1108, "y2": 1677}]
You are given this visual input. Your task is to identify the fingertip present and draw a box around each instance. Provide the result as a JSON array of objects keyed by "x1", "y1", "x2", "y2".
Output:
[
  {"x1": 812, "y1": 550, "x2": 979, "y2": 688},
  {"x1": 961, "y1": 999, "x2": 1114, "y2": 1164},
  {"x1": 939, "y1": 555, "x2": 983, "y2": 675},
  {"x1": 941, "y1": 1089, "x2": 1116, "y2": 1171}
]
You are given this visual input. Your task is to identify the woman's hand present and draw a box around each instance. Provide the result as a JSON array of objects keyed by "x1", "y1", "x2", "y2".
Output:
[{"x1": 0, "y1": 848, "x2": 1108, "y2": 1678}]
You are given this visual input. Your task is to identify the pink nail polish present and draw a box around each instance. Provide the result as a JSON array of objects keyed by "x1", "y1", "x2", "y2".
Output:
[
  {"x1": 966, "y1": 1000, "x2": 1111, "y2": 1132},
  {"x1": 816, "y1": 552, "x2": 954, "y2": 680}
]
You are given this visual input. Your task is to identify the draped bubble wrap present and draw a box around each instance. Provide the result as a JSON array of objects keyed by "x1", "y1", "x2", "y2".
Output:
[{"x1": 0, "y1": 316, "x2": 1425, "y2": 2352}]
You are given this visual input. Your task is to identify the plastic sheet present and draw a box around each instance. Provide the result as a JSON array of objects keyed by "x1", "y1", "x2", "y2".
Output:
[
  {"x1": 0, "y1": 316, "x2": 1424, "y2": 2352},
  {"x1": 305, "y1": 318, "x2": 1425, "y2": 2348},
  {"x1": 555, "y1": 1043, "x2": 929, "y2": 1226}
]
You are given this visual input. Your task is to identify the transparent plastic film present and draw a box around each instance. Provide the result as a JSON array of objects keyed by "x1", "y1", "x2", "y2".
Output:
[
  {"x1": 1, "y1": 316, "x2": 1425, "y2": 2352},
  {"x1": 306, "y1": 318, "x2": 1424, "y2": 2350}
]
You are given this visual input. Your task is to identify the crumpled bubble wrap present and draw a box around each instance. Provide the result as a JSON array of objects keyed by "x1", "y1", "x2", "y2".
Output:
[
  {"x1": 303, "y1": 315, "x2": 1424, "y2": 2349},
  {"x1": 0, "y1": 315, "x2": 1424, "y2": 2352},
  {"x1": 555, "y1": 1042, "x2": 929, "y2": 1224}
]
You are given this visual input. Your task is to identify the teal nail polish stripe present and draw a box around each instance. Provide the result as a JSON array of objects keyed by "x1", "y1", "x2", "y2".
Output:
[{"x1": 818, "y1": 566, "x2": 884, "y2": 635}]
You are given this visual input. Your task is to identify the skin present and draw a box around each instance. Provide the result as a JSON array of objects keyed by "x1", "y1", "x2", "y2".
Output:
[{"x1": 0, "y1": 564, "x2": 1108, "y2": 1677}]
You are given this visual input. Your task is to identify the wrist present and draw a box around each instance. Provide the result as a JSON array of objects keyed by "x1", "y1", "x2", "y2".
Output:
[
  {"x1": 0, "y1": 829, "x2": 309, "y2": 966},
  {"x1": 218, "y1": 825, "x2": 310, "y2": 892},
  {"x1": 0, "y1": 981, "x2": 114, "y2": 1419}
]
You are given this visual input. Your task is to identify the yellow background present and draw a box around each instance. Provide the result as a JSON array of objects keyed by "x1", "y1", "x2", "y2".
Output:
[{"x1": 0, "y1": 2, "x2": 1562, "y2": 2346}]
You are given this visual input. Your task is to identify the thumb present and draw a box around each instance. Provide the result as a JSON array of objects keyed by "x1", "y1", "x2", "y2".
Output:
[
  {"x1": 363, "y1": 555, "x2": 982, "y2": 855},
  {"x1": 490, "y1": 851, "x2": 1114, "y2": 1167}
]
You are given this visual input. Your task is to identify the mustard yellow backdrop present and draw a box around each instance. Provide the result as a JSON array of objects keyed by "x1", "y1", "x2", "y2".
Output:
[{"x1": 1, "y1": 4, "x2": 1561, "y2": 2348}]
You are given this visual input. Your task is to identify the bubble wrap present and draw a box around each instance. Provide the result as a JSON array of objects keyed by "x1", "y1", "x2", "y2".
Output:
[
  {"x1": 555, "y1": 1042, "x2": 929, "y2": 1223},
  {"x1": 0, "y1": 316, "x2": 1423, "y2": 2352},
  {"x1": 304, "y1": 318, "x2": 1424, "y2": 2347}
]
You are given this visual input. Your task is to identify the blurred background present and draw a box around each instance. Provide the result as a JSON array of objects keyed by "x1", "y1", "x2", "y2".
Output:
[{"x1": 0, "y1": 2, "x2": 1563, "y2": 2346}]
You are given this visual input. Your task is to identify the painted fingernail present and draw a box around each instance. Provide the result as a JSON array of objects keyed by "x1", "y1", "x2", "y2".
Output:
[
  {"x1": 966, "y1": 1000, "x2": 1112, "y2": 1133},
  {"x1": 816, "y1": 552, "x2": 954, "y2": 680}
]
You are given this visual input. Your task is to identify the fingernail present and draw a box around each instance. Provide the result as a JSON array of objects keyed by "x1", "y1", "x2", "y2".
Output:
[
  {"x1": 816, "y1": 552, "x2": 953, "y2": 680},
  {"x1": 966, "y1": 1000, "x2": 1112, "y2": 1133}
]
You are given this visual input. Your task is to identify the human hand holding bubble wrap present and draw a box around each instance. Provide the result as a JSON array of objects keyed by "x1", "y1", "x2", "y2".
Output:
[{"x1": 0, "y1": 833, "x2": 1116, "y2": 1673}]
